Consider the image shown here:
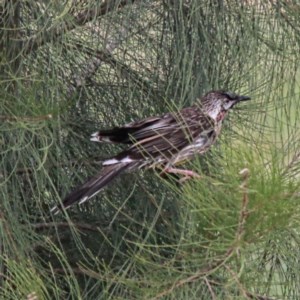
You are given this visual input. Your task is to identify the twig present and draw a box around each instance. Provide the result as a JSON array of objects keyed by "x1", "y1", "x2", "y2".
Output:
[
  {"x1": 225, "y1": 264, "x2": 280, "y2": 300},
  {"x1": 53, "y1": 267, "x2": 85, "y2": 275},
  {"x1": 246, "y1": 291, "x2": 279, "y2": 300},
  {"x1": 237, "y1": 168, "x2": 250, "y2": 242},
  {"x1": 204, "y1": 277, "x2": 216, "y2": 300},
  {"x1": 281, "y1": 150, "x2": 300, "y2": 177},
  {"x1": 0, "y1": 114, "x2": 52, "y2": 122},
  {"x1": 225, "y1": 264, "x2": 250, "y2": 299},
  {"x1": 32, "y1": 222, "x2": 102, "y2": 232},
  {"x1": 71, "y1": 32, "x2": 161, "y2": 97}
]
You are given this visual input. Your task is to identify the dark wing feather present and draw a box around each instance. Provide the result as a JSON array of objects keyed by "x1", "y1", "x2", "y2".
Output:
[{"x1": 92, "y1": 116, "x2": 162, "y2": 144}]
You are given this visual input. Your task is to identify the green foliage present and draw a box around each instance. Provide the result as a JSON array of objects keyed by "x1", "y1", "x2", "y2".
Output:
[{"x1": 1, "y1": 0, "x2": 300, "y2": 299}]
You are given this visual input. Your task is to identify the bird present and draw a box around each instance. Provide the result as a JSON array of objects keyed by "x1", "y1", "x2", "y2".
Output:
[{"x1": 51, "y1": 90, "x2": 251, "y2": 214}]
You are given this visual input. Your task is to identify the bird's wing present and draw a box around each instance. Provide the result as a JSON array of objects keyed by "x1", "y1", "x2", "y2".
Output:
[
  {"x1": 104, "y1": 107, "x2": 216, "y2": 163},
  {"x1": 91, "y1": 107, "x2": 215, "y2": 148}
]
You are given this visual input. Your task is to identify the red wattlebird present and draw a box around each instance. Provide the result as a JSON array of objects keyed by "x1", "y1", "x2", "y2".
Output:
[{"x1": 51, "y1": 90, "x2": 250, "y2": 214}]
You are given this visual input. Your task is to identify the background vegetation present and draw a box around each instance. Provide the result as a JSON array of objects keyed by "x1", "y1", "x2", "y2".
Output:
[{"x1": 1, "y1": 0, "x2": 300, "y2": 299}]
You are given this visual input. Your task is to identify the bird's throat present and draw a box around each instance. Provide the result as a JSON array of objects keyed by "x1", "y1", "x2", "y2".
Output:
[{"x1": 216, "y1": 110, "x2": 227, "y2": 122}]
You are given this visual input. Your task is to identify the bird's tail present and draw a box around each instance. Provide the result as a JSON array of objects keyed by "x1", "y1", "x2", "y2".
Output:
[{"x1": 51, "y1": 162, "x2": 132, "y2": 214}]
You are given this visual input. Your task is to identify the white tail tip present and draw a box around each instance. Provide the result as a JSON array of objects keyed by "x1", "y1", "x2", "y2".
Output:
[{"x1": 90, "y1": 137, "x2": 99, "y2": 142}]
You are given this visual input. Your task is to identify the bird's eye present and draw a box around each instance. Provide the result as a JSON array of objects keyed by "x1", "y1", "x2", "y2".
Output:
[{"x1": 222, "y1": 91, "x2": 236, "y2": 100}]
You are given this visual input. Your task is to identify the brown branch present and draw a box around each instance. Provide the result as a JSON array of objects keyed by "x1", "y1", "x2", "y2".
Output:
[
  {"x1": 204, "y1": 277, "x2": 216, "y2": 300},
  {"x1": 23, "y1": 0, "x2": 137, "y2": 56},
  {"x1": 246, "y1": 291, "x2": 279, "y2": 300}
]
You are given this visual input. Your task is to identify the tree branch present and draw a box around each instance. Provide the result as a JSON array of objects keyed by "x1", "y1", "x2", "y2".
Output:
[
  {"x1": 32, "y1": 221, "x2": 106, "y2": 233},
  {"x1": 69, "y1": 27, "x2": 130, "y2": 95},
  {"x1": 150, "y1": 247, "x2": 234, "y2": 300},
  {"x1": 22, "y1": 0, "x2": 136, "y2": 56}
]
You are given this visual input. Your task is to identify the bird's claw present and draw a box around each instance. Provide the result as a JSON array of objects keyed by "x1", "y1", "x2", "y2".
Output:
[{"x1": 161, "y1": 167, "x2": 201, "y2": 183}]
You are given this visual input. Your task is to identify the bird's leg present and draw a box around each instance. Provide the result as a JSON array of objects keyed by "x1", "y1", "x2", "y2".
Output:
[{"x1": 162, "y1": 167, "x2": 201, "y2": 183}]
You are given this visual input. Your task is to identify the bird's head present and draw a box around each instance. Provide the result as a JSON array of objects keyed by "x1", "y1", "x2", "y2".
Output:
[{"x1": 200, "y1": 90, "x2": 251, "y2": 121}]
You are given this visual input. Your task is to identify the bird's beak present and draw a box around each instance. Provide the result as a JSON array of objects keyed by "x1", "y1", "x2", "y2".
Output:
[{"x1": 237, "y1": 95, "x2": 251, "y2": 102}]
